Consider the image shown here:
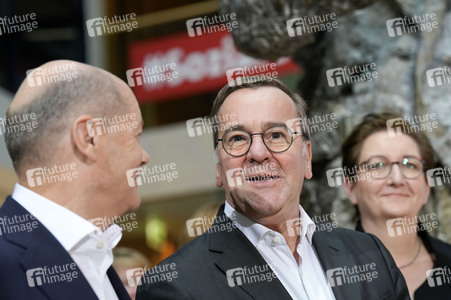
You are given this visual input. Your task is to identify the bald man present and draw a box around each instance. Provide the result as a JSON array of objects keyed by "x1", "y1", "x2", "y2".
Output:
[{"x1": 0, "y1": 60, "x2": 149, "y2": 300}]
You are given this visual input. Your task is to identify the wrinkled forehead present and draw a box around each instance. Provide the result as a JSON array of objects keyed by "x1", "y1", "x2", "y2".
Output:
[{"x1": 217, "y1": 87, "x2": 298, "y2": 129}]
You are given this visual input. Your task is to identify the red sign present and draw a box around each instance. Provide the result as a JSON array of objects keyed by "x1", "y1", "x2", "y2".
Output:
[{"x1": 128, "y1": 30, "x2": 299, "y2": 103}]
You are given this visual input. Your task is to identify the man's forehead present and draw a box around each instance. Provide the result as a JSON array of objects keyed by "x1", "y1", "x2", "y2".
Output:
[
  {"x1": 217, "y1": 87, "x2": 297, "y2": 118},
  {"x1": 225, "y1": 121, "x2": 289, "y2": 131}
]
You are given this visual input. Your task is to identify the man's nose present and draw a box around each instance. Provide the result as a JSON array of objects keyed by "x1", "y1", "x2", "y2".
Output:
[
  {"x1": 246, "y1": 134, "x2": 271, "y2": 163},
  {"x1": 141, "y1": 148, "x2": 150, "y2": 166}
]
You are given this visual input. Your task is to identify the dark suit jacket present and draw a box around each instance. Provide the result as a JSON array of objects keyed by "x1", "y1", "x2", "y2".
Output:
[
  {"x1": 356, "y1": 220, "x2": 451, "y2": 299},
  {"x1": 0, "y1": 196, "x2": 131, "y2": 300},
  {"x1": 137, "y1": 205, "x2": 409, "y2": 300}
]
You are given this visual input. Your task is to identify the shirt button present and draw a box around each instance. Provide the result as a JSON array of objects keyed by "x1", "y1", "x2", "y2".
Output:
[
  {"x1": 96, "y1": 241, "x2": 104, "y2": 249},
  {"x1": 273, "y1": 236, "x2": 281, "y2": 243}
]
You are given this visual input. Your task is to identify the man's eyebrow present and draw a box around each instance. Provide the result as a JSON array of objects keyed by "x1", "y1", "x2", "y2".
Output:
[
  {"x1": 263, "y1": 121, "x2": 288, "y2": 129},
  {"x1": 223, "y1": 122, "x2": 288, "y2": 133},
  {"x1": 227, "y1": 124, "x2": 245, "y2": 131}
]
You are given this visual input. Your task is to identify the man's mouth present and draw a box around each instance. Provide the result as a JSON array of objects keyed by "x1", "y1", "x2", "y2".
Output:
[{"x1": 246, "y1": 174, "x2": 279, "y2": 182}]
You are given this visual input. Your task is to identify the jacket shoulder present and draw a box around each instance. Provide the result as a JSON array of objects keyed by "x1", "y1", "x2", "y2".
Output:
[
  {"x1": 324, "y1": 226, "x2": 380, "y2": 242},
  {"x1": 156, "y1": 233, "x2": 211, "y2": 266},
  {"x1": 429, "y1": 235, "x2": 451, "y2": 265}
]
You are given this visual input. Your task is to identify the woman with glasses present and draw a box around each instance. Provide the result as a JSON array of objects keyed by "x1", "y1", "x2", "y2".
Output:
[{"x1": 341, "y1": 112, "x2": 451, "y2": 299}]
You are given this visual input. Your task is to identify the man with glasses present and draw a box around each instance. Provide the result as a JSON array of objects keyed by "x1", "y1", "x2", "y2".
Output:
[{"x1": 137, "y1": 79, "x2": 409, "y2": 299}]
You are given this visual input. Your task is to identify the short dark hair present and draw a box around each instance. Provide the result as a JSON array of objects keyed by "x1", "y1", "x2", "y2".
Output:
[
  {"x1": 210, "y1": 78, "x2": 309, "y2": 149},
  {"x1": 341, "y1": 112, "x2": 435, "y2": 177}
]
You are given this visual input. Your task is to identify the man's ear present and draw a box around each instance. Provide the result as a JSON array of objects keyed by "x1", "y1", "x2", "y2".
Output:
[
  {"x1": 72, "y1": 116, "x2": 98, "y2": 163},
  {"x1": 344, "y1": 177, "x2": 358, "y2": 205},
  {"x1": 216, "y1": 163, "x2": 223, "y2": 187},
  {"x1": 304, "y1": 141, "x2": 313, "y2": 179}
]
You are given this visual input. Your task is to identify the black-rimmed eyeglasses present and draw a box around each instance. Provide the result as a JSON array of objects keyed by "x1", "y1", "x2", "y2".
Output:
[{"x1": 216, "y1": 126, "x2": 302, "y2": 157}]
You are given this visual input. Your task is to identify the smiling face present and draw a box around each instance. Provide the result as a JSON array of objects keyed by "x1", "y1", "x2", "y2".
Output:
[
  {"x1": 215, "y1": 87, "x2": 312, "y2": 225},
  {"x1": 345, "y1": 131, "x2": 430, "y2": 221}
]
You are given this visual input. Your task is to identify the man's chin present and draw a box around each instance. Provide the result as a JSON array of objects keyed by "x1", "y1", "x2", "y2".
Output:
[
  {"x1": 243, "y1": 196, "x2": 285, "y2": 215},
  {"x1": 128, "y1": 196, "x2": 142, "y2": 212}
]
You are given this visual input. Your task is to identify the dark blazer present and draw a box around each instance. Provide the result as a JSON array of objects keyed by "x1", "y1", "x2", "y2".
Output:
[
  {"x1": 137, "y1": 205, "x2": 409, "y2": 300},
  {"x1": 0, "y1": 196, "x2": 131, "y2": 300},
  {"x1": 357, "y1": 221, "x2": 451, "y2": 299}
]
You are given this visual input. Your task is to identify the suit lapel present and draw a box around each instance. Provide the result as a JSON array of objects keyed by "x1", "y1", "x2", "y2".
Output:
[
  {"x1": 108, "y1": 266, "x2": 131, "y2": 300},
  {"x1": 312, "y1": 229, "x2": 361, "y2": 300},
  {"x1": 17, "y1": 219, "x2": 98, "y2": 299},
  {"x1": 3, "y1": 197, "x2": 102, "y2": 300},
  {"x1": 208, "y1": 206, "x2": 292, "y2": 299}
]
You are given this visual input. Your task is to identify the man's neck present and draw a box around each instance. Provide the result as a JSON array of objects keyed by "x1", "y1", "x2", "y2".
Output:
[
  {"x1": 20, "y1": 181, "x2": 119, "y2": 230},
  {"x1": 227, "y1": 201, "x2": 302, "y2": 256}
]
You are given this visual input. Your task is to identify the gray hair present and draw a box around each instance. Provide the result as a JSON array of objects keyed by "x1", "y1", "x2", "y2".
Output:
[
  {"x1": 210, "y1": 77, "x2": 310, "y2": 149},
  {"x1": 210, "y1": 78, "x2": 310, "y2": 162},
  {"x1": 4, "y1": 68, "x2": 124, "y2": 174}
]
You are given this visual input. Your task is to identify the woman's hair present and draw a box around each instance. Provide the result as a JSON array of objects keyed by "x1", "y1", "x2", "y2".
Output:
[
  {"x1": 341, "y1": 112, "x2": 435, "y2": 220},
  {"x1": 341, "y1": 112, "x2": 435, "y2": 177}
]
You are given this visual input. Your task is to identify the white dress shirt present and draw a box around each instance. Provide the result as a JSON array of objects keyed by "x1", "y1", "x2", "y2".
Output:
[
  {"x1": 12, "y1": 183, "x2": 121, "y2": 300},
  {"x1": 225, "y1": 202, "x2": 336, "y2": 300}
]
